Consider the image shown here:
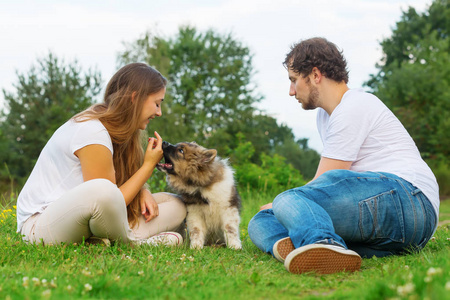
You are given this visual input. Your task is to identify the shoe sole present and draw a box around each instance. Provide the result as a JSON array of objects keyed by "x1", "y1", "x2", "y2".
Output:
[
  {"x1": 86, "y1": 237, "x2": 111, "y2": 247},
  {"x1": 152, "y1": 232, "x2": 183, "y2": 246},
  {"x1": 285, "y1": 244, "x2": 361, "y2": 274},
  {"x1": 273, "y1": 237, "x2": 294, "y2": 262}
]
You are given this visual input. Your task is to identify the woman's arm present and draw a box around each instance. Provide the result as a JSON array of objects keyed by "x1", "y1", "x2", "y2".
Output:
[
  {"x1": 75, "y1": 132, "x2": 164, "y2": 207},
  {"x1": 75, "y1": 144, "x2": 116, "y2": 183},
  {"x1": 119, "y1": 133, "x2": 163, "y2": 206}
]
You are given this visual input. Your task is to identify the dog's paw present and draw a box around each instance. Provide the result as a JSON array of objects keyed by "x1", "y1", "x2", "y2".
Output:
[
  {"x1": 227, "y1": 241, "x2": 242, "y2": 250},
  {"x1": 190, "y1": 241, "x2": 204, "y2": 249}
]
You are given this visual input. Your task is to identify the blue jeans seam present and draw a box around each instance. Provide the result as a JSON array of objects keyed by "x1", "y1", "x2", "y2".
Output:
[
  {"x1": 395, "y1": 178, "x2": 418, "y2": 243},
  {"x1": 358, "y1": 189, "x2": 405, "y2": 243}
]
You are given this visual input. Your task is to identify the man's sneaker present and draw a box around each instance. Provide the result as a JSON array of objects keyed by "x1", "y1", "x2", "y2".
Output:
[
  {"x1": 86, "y1": 237, "x2": 111, "y2": 247},
  {"x1": 273, "y1": 237, "x2": 295, "y2": 263},
  {"x1": 138, "y1": 232, "x2": 183, "y2": 247},
  {"x1": 284, "y1": 243, "x2": 361, "y2": 275}
]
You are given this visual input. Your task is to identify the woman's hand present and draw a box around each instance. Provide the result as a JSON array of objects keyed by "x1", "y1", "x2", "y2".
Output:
[
  {"x1": 140, "y1": 189, "x2": 159, "y2": 222},
  {"x1": 144, "y1": 131, "x2": 164, "y2": 169},
  {"x1": 118, "y1": 132, "x2": 165, "y2": 206}
]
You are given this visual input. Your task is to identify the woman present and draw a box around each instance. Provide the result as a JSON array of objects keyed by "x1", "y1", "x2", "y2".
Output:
[{"x1": 16, "y1": 63, "x2": 187, "y2": 246}]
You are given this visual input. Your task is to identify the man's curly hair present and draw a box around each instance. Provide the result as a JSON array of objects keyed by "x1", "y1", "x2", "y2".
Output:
[{"x1": 283, "y1": 37, "x2": 349, "y2": 83}]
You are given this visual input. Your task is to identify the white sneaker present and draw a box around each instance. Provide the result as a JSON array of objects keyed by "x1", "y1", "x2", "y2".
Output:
[
  {"x1": 138, "y1": 232, "x2": 183, "y2": 247},
  {"x1": 284, "y1": 243, "x2": 361, "y2": 274}
]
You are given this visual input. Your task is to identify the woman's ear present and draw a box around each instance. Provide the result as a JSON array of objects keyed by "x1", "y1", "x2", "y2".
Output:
[{"x1": 131, "y1": 91, "x2": 137, "y2": 103}]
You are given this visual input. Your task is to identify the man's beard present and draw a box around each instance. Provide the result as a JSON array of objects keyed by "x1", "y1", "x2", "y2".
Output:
[{"x1": 302, "y1": 83, "x2": 319, "y2": 110}]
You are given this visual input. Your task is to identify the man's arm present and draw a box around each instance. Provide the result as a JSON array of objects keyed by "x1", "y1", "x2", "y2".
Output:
[
  {"x1": 311, "y1": 156, "x2": 352, "y2": 181},
  {"x1": 258, "y1": 156, "x2": 352, "y2": 211}
]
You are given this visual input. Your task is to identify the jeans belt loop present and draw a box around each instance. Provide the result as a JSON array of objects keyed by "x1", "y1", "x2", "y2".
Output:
[{"x1": 411, "y1": 188, "x2": 421, "y2": 196}]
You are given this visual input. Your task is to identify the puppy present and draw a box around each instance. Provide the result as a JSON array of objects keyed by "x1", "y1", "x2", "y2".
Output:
[{"x1": 156, "y1": 141, "x2": 242, "y2": 250}]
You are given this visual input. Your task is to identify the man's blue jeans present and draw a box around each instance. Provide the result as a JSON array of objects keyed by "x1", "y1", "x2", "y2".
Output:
[{"x1": 248, "y1": 170, "x2": 437, "y2": 258}]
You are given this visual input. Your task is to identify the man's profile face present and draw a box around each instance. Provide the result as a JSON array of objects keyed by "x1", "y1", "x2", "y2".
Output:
[{"x1": 288, "y1": 68, "x2": 319, "y2": 110}]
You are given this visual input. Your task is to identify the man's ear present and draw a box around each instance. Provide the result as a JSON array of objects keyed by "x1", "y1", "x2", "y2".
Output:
[
  {"x1": 311, "y1": 67, "x2": 323, "y2": 84},
  {"x1": 131, "y1": 91, "x2": 137, "y2": 103}
]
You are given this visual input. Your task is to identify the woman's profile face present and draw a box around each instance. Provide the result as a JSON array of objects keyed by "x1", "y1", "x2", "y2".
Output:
[{"x1": 138, "y1": 87, "x2": 166, "y2": 130}]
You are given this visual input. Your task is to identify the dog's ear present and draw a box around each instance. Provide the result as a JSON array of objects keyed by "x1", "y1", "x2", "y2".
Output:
[{"x1": 201, "y1": 149, "x2": 217, "y2": 163}]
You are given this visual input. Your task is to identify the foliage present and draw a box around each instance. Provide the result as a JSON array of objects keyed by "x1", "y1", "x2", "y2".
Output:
[
  {"x1": 118, "y1": 26, "x2": 319, "y2": 180},
  {"x1": 0, "y1": 27, "x2": 320, "y2": 194},
  {"x1": 365, "y1": 0, "x2": 450, "y2": 162},
  {"x1": 429, "y1": 160, "x2": 450, "y2": 198},
  {"x1": 0, "y1": 53, "x2": 102, "y2": 179},
  {"x1": 275, "y1": 138, "x2": 320, "y2": 180},
  {"x1": 118, "y1": 26, "x2": 261, "y2": 145},
  {"x1": 230, "y1": 134, "x2": 306, "y2": 194},
  {"x1": 1, "y1": 194, "x2": 450, "y2": 299},
  {"x1": 206, "y1": 113, "x2": 297, "y2": 164}
]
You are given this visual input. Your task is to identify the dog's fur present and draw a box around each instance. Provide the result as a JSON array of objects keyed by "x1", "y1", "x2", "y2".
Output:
[{"x1": 156, "y1": 141, "x2": 242, "y2": 249}]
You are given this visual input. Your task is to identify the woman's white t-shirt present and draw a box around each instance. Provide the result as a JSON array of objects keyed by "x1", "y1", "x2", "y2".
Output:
[
  {"x1": 16, "y1": 119, "x2": 114, "y2": 232},
  {"x1": 317, "y1": 89, "x2": 439, "y2": 219}
]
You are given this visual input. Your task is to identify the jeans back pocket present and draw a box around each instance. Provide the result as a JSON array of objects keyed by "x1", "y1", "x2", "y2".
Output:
[{"x1": 359, "y1": 189, "x2": 405, "y2": 245}]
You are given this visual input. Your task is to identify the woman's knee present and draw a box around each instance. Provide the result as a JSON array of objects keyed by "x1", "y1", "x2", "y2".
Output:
[
  {"x1": 156, "y1": 192, "x2": 187, "y2": 221},
  {"x1": 85, "y1": 179, "x2": 124, "y2": 210},
  {"x1": 170, "y1": 195, "x2": 187, "y2": 222}
]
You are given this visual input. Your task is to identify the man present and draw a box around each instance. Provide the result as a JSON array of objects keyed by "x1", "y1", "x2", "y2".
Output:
[{"x1": 247, "y1": 37, "x2": 439, "y2": 275}]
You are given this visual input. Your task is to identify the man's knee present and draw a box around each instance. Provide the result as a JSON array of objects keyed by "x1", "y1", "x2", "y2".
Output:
[
  {"x1": 248, "y1": 209, "x2": 274, "y2": 233},
  {"x1": 273, "y1": 189, "x2": 298, "y2": 212}
]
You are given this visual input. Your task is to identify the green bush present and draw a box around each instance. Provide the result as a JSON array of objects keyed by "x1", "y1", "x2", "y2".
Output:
[
  {"x1": 430, "y1": 160, "x2": 450, "y2": 199},
  {"x1": 230, "y1": 135, "x2": 306, "y2": 195}
]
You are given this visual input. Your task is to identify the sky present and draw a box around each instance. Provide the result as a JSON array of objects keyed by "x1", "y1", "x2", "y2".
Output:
[{"x1": 0, "y1": 0, "x2": 431, "y2": 152}]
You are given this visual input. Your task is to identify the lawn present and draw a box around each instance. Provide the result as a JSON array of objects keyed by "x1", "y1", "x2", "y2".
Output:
[{"x1": 1, "y1": 191, "x2": 449, "y2": 300}]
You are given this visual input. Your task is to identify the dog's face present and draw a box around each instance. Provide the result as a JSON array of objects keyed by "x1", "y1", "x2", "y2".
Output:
[{"x1": 156, "y1": 141, "x2": 217, "y2": 182}]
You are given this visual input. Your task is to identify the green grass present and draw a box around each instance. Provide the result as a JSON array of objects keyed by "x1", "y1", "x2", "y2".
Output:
[{"x1": 1, "y1": 191, "x2": 449, "y2": 300}]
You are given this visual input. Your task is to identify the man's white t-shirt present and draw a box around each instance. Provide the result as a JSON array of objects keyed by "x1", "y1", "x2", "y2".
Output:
[
  {"x1": 16, "y1": 119, "x2": 114, "y2": 232},
  {"x1": 317, "y1": 89, "x2": 439, "y2": 219}
]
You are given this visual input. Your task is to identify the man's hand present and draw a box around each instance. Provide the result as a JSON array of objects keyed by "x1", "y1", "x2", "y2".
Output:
[{"x1": 259, "y1": 203, "x2": 273, "y2": 211}]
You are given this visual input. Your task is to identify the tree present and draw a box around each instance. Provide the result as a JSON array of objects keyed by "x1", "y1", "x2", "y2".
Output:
[
  {"x1": 275, "y1": 138, "x2": 320, "y2": 180},
  {"x1": 366, "y1": 0, "x2": 450, "y2": 162},
  {"x1": 206, "y1": 113, "x2": 296, "y2": 164},
  {"x1": 118, "y1": 26, "x2": 261, "y2": 145},
  {"x1": 0, "y1": 53, "x2": 102, "y2": 179},
  {"x1": 118, "y1": 26, "x2": 320, "y2": 184}
]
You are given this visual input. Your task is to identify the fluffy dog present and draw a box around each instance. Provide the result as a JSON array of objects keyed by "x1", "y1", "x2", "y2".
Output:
[{"x1": 156, "y1": 141, "x2": 242, "y2": 250}]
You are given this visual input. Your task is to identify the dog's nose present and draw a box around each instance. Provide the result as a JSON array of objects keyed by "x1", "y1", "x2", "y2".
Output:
[{"x1": 162, "y1": 141, "x2": 169, "y2": 149}]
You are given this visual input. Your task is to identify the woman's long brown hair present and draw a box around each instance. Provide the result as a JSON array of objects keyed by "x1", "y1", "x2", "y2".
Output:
[{"x1": 74, "y1": 63, "x2": 167, "y2": 228}]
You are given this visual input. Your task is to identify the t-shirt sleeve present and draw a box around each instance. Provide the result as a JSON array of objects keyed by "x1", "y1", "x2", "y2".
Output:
[
  {"x1": 70, "y1": 120, "x2": 114, "y2": 155},
  {"x1": 321, "y1": 97, "x2": 373, "y2": 162}
]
